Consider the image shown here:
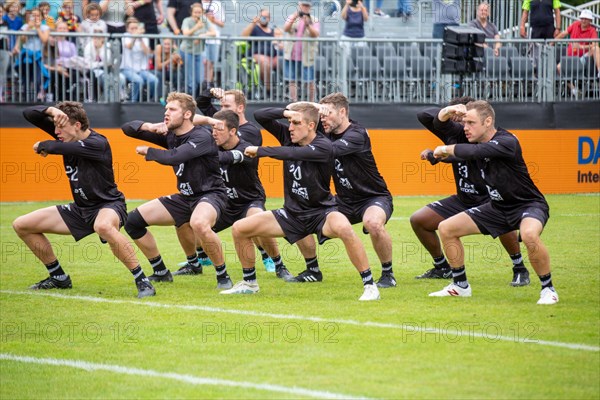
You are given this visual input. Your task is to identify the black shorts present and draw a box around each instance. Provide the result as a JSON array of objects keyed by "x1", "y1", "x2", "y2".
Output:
[
  {"x1": 272, "y1": 207, "x2": 337, "y2": 245},
  {"x1": 465, "y1": 201, "x2": 550, "y2": 238},
  {"x1": 57, "y1": 201, "x2": 127, "y2": 242},
  {"x1": 213, "y1": 200, "x2": 265, "y2": 233},
  {"x1": 426, "y1": 195, "x2": 479, "y2": 220},
  {"x1": 158, "y1": 192, "x2": 228, "y2": 228},
  {"x1": 337, "y1": 195, "x2": 394, "y2": 234}
]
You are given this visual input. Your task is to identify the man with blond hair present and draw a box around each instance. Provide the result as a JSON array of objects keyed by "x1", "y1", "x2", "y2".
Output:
[{"x1": 121, "y1": 92, "x2": 233, "y2": 290}]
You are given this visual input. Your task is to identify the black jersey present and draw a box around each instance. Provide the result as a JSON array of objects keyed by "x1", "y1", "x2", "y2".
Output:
[
  {"x1": 328, "y1": 121, "x2": 390, "y2": 204},
  {"x1": 454, "y1": 128, "x2": 548, "y2": 211},
  {"x1": 219, "y1": 139, "x2": 266, "y2": 207},
  {"x1": 418, "y1": 108, "x2": 488, "y2": 206},
  {"x1": 121, "y1": 121, "x2": 225, "y2": 198},
  {"x1": 23, "y1": 106, "x2": 124, "y2": 208},
  {"x1": 254, "y1": 107, "x2": 336, "y2": 216},
  {"x1": 196, "y1": 93, "x2": 263, "y2": 145}
]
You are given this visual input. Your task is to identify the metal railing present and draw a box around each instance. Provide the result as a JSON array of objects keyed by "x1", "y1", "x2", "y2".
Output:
[{"x1": 1, "y1": 30, "x2": 599, "y2": 104}]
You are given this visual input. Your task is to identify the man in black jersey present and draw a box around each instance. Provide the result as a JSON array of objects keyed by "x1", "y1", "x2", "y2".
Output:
[
  {"x1": 413, "y1": 97, "x2": 530, "y2": 286},
  {"x1": 220, "y1": 103, "x2": 381, "y2": 301},
  {"x1": 121, "y1": 92, "x2": 233, "y2": 290},
  {"x1": 174, "y1": 110, "x2": 295, "y2": 280},
  {"x1": 318, "y1": 93, "x2": 396, "y2": 289},
  {"x1": 429, "y1": 100, "x2": 558, "y2": 305},
  {"x1": 188, "y1": 87, "x2": 276, "y2": 271},
  {"x1": 14, "y1": 102, "x2": 155, "y2": 298}
]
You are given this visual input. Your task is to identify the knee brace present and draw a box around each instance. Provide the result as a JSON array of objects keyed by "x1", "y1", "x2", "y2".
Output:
[{"x1": 124, "y1": 209, "x2": 149, "y2": 240}]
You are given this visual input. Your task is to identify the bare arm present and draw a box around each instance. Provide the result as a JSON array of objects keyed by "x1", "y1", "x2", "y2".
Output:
[
  {"x1": 554, "y1": 8, "x2": 561, "y2": 36},
  {"x1": 241, "y1": 18, "x2": 258, "y2": 37},
  {"x1": 283, "y1": 13, "x2": 297, "y2": 33},
  {"x1": 167, "y1": 7, "x2": 180, "y2": 34},
  {"x1": 519, "y1": 10, "x2": 529, "y2": 38}
]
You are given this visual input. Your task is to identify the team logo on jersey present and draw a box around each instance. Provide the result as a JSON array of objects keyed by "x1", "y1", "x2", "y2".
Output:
[
  {"x1": 292, "y1": 181, "x2": 309, "y2": 200},
  {"x1": 486, "y1": 185, "x2": 504, "y2": 201},
  {"x1": 339, "y1": 177, "x2": 353, "y2": 189},
  {"x1": 180, "y1": 182, "x2": 194, "y2": 196}
]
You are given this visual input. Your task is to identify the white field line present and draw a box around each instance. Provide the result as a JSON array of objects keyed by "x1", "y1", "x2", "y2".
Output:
[
  {"x1": 1, "y1": 290, "x2": 598, "y2": 352},
  {"x1": 0, "y1": 353, "x2": 370, "y2": 400}
]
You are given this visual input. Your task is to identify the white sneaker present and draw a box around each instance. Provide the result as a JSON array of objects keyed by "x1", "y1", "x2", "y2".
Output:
[
  {"x1": 359, "y1": 284, "x2": 381, "y2": 301},
  {"x1": 429, "y1": 283, "x2": 472, "y2": 297},
  {"x1": 219, "y1": 280, "x2": 259, "y2": 295},
  {"x1": 537, "y1": 287, "x2": 559, "y2": 305}
]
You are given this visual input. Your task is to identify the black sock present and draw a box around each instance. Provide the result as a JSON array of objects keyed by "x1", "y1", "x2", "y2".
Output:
[
  {"x1": 539, "y1": 272, "x2": 553, "y2": 289},
  {"x1": 243, "y1": 267, "x2": 256, "y2": 283},
  {"x1": 148, "y1": 255, "x2": 168, "y2": 275},
  {"x1": 196, "y1": 247, "x2": 209, "y2": 259},
  {"x1": 381, "y1": 261, "x2": 393, "y2": 274},
  {"x1": 510, "y1": 252, "x2": 526, "y2": 271},
  {"x1": 258, "y1": 246, "x2": 269, "y2": 260},
  {"x1": 360, "y1": 268, "x2": 374, "y2": 286},
  {"x1": 452, "y1": 266, "x2": 469, "y2": 288},
  {"x1": 215, "y1": 263, "x2": 229, "y2": 280},
  {"x1": 305, "y1": 257, "x2": 320, "y2": 273},
  {"x1": 272, "y1": 254, "x2": 284, "y2": 270},
  {"x1": 45, "y1": 260, "x2": 66, "y2": 279},
  {"x1": 433, "y1": 255, "x2": 450, "y2": 270},
  {"x1": 187, "y1": 254, "x2": 199, "y2": 267},
  {"x1": 130, "y1": 265, "x2": 147, "y2": 283}
]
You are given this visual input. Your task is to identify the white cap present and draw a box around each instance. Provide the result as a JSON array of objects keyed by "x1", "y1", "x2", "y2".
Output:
[{"x1": 579, "y1": 9, "x2": 594, "y2": 21}]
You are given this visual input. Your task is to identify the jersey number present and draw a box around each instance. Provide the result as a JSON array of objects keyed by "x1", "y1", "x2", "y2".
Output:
[{"x1": 65, "y1": 166, "x2": 78, "y2": 181}]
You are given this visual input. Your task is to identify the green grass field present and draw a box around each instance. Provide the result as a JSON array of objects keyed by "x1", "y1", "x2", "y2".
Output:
[{"x1": 1, "y1": 194, "x2": 599, "y2": 399}]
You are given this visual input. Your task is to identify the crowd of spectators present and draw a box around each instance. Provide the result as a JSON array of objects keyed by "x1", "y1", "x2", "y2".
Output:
[{"x1": 0, "y1": 0, "x2": 597, "y2": 103}]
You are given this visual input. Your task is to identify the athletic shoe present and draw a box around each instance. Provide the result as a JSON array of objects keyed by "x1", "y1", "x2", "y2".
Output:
[
  {"x1": 216, "y1": 276, "x2": 233, "y2": 290},
  {"x1": 415, "y1": 267, "x2": 452, "y2": 279},
  {"x1": 374, "y1": 9, "x2": 389, "y2": 17},
  {"x1": 148, "y1": 271, "x2": 173, "y2": 282},
  {"x1": 220, "y1": 280, "x2": 259, "y2": 294},
  {"x1": 178, "y1": 257, "x2": 213, "y2": 268},
  {"x1": 173, "y1": 263, "x2": 203, "y2": 276},
  {"x1": 287, "y1": 269, "x2": 323, "y2": 283},
  {"x1": 511, "y1": 268, "x2": 530, "y2": 287},
  {"x1": 359, "y1": 284, "x2": 381, "y2": 301},
  {"x1": 136, "y1": 279, "x2": 156, "y2": 298},
  {"x1": 537, "y1": 287, "x2": 559, "y2": 305},
  {"x1": 429, "y1": 283, "x2": 472, "y2": 297},
  {"x1": 276, "y1": 266, "x2": 294, "y2": 280},
  {"x1": 262, "y1": 257, "x2": 276, "y2": 272},
  {"x1": 29, "y1": 275, "x2": 72, "y2": 290},
  {"x1": 376, "y1": 273, "x2": 397, "y2": 288}
]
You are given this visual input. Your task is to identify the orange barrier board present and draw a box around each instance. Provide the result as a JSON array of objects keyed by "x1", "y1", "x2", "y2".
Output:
[{"x1": 1, "y1": 127, "x2": 598, "y2": 202}]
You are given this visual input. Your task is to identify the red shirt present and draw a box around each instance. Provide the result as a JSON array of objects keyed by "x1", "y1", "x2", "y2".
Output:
[{"x1": 566, "y1": 21, "x2": 598, "y2": 56}]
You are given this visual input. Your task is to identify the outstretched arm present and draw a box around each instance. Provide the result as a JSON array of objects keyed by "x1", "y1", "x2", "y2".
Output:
[{"x1": 121, "y1": 120, "x2": 169, "y2": 148}]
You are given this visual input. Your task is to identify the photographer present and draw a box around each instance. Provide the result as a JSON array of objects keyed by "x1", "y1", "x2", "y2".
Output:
[
  {"x1": 341, "y1": 0, "x2": 368, "y2": 45},
  {"x1": 283, "y1": 0, "x2": 319, "y2": 102}
]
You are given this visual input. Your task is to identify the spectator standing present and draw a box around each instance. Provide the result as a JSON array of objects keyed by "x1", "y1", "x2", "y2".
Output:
[
  {"x1": 202, "y1": 0, "x2": 224, "y2": 86},
  {"x1": 3, "y1": 0, "x2": 24, "y2": 52},
  {"x1": 0, "y1": 5, "x2": 11, "y2": 102},
  {"x1": 520, "y1": 0, "x2": 561, "y2": 39},
  {"x1": 16, "y1": 7, "x2": 51, "y2": 101},
  {"x1": 57, "y1": 0, "x2": 81, "y2": 37},
  {"x1": 180, "y1": 2, "x2": 215, "y2": 97},
  {"x1": 84, "y1": 30, "x2": 116, "y2": 100},
  {"x1": 341, "y1": 0, "x2": 368, "y2": 42},
  {"x1": 38, "y1": 2, "x2": 56, "y2": 30},
  {"x1": 283, "y1": 1, "x2": 320, "y2": 102},
  {"x1": 154, "y1": 37, "x2": 184, "y2": 99},
  {"x1": 432, "y1": 0, "x2": 460, "y2": 39},
  {"x1": 126, "y1": 0, "x2": 164, "y2": 49},
  {"x1": 120, "y1": 17, "x2": 158, "y2": 102},
  {"x1": 240, "y1": 8, "x2": 278, "y2": 94},
  {"x1": 99, "y1": 0, "x2": 127, "y2": 34},
  {"x1": 26, "y1": 0, "x2": 60, "y2": 20},
  {"x1": 468, "y1": 2, "x2": 501, "y2": 56},
  {"x1": 80, "y1": 3, "x2": 107, "y2": 48},
  {"x1": 166, "y1": 0, "x2": 195, "y2": 34}
]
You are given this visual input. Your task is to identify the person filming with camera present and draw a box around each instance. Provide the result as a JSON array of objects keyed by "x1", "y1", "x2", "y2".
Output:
[{"x1": 283, "y1": 1, "x2": 319, "y2": 102}]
